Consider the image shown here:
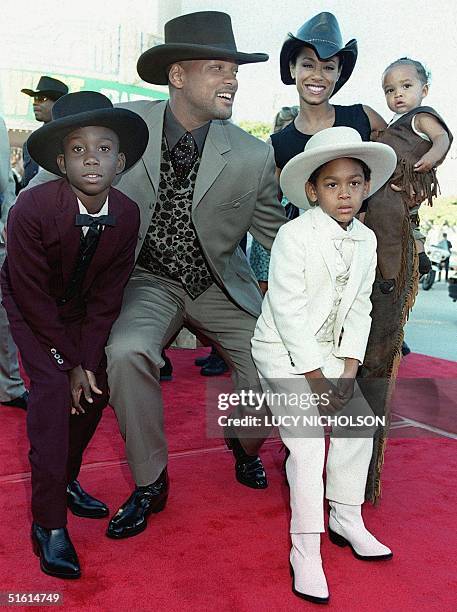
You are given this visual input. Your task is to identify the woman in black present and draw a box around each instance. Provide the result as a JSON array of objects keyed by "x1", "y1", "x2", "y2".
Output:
[
  {"x1": 250, "y1": 12, "x2": 385, "y2": 281},
  {"x1": 273, "y1": 11, "x2": 385, "y2": 208}
]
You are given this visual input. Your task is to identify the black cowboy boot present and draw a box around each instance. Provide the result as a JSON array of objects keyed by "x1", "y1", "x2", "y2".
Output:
[
  {"x1": 31, "y1": 523, "x2": 81, "y2": 579},
  {"x1": 106, "y1": 468, "x2": 169, "y2": 539}
]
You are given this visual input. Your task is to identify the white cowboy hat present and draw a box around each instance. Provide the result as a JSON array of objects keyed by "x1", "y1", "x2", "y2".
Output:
[{"x1": 280, "y1": 126, "x2": 397, "y2": 209}]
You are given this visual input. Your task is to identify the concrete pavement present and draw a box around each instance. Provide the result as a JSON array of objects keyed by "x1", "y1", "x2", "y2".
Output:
[{"x1": 404, "y1": 278, "x2": 457, "y2": 361}]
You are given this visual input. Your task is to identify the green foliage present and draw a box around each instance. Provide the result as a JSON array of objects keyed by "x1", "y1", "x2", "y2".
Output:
[
  {"x1": 238, "y1": 121, "x2": 271, "y2": 142},
  {"x1": 419, "y1": 195, "x2": 457, "y2": 231}
]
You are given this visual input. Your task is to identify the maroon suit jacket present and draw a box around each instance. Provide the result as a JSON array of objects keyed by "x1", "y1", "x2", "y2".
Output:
[{"x1": 1, "y1": 179, "x2": 140, "y2": 372}]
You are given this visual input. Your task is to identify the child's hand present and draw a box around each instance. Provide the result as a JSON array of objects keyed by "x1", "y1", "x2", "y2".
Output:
[
  {"x1": 337, "y1": 376, "x2": 355, "y2": 405},
  {"x1": 414, "y1": 153, "x2": 436, "y2": 173},
  {"x1": 84, "y1": 370, "x2": 103, "y2": 396},
  {"x1": 305, "y1": 369, "x2": 344, "y2": 413},
  {"x1": 390, "y1": 183, "x2": 425, "y2": 207},
  {"x1": 337, "y1": 358, "x2": 358, "y2": 405},
  {"x1": 258, "y1": 281, "x2": 268, "y2": 295},
  {"x1": 69, "y1": 365, "x2": 92, "y2": 414}
]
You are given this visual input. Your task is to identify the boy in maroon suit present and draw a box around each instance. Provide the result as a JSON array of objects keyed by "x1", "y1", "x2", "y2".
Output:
[{"x1": 1, "y1": 91, "x2": 148, "y2": 579}]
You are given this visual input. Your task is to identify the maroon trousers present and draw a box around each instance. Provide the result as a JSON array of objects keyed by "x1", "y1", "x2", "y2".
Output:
[{"x1": 5, "y1": 296, "x2": 109, "y2": 528}]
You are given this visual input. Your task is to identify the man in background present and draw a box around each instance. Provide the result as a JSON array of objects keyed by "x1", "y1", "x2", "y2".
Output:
[
  {"x1": 438, "y1": 232, "x2": 453, "y2": 281},
  {"x1": 20, "y1": 76, "x2": 68, "y2": 188},
  {"x1": 0, "y1": 115, "x2": 28, "y2": 409}
]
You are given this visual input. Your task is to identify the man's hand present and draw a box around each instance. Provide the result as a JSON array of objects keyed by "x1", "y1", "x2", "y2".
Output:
[{"x1": 69, "y1": 365, "x2": 93, "y2": 415}]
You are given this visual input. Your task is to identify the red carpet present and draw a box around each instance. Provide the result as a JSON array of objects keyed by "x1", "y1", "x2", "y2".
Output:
[
  {"x1": 0, "y1": 350, "x2": 456, "y2": 611},
  {"x1": 391, "y1": 353, "x2": 457, "y2": 435}
]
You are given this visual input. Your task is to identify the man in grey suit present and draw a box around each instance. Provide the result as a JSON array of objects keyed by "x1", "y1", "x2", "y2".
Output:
[
  {"x1": 104, "y1": 11, "x2": 285, "y2": 539},
  {"x1": 25, "y1": 11, "x2": 286, "y2": 539},
  {"x1": 0, "y1": 116, "x2": 28, "y2": 410}
]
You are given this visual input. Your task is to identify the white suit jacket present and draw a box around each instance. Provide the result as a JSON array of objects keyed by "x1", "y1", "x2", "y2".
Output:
[{"x1": 252, "y1": 206, "x2": 377, "y2": 374}]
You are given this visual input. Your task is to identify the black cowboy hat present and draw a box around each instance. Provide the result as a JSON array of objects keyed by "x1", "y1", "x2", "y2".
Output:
[
  {"x1": 27, "y1": 91, "x2": 149, "y2": 177},
  {"x1": 280, "y1": 12, "x2": 357, "y2": 96},
  {"x1": 137, "y1": 11, "x2": 269, "y2": 85},
  {"x1": 21, "y1": 75, "x2": 69, "y2": 100}
]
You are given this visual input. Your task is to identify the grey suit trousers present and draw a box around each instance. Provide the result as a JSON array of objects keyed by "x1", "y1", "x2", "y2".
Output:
[
  {"x1": 0, "y1": 246, "x2": 27, "y2": 403},
  {"x1": 106, "y1": 266, "x2": 265, "y2": 486}
]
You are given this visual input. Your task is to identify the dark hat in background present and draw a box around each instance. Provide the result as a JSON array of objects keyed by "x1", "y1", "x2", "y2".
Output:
[
  {"x1": 137, "y1": 11, "x2": 269, "y2": 85},
  {"x1": 21, "y1": 76, "x2": 69, "y2": 100},
  {"x1": 280, "y1": 12, "x2": 357, "y2": 96},
  {"x1": 27, "y1": 91, "x2": 149, "y2": 176}
]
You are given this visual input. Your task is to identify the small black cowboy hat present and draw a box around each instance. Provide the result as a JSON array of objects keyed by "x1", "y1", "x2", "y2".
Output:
[
  {"x1": 27, "y1": 91, "x2": 149, "y2": 177},
  {"x1": 137, "y1": 11, "x2": 269, "y2": 85},
  {"x1": 21, "y1": 76, "x2": 69, "y2": 100},
  {"x1": 280, "y1": 12, "x2": 358, "y2": 96}
]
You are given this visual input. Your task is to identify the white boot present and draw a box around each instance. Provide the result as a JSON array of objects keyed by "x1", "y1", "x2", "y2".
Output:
[
  {"x1": 290, "y1": 533, "x2": 329, "y2": 604},
  {"x1": 328, "y1": 501, "x2": 392, "y2": 560}
]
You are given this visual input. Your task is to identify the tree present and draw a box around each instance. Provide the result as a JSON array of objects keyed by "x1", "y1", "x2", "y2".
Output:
[
  {"x1": 238, "y1": 121, "x2": 271, "y2": 142},
  {"x1": 419, "y1": 196, "x2": 457, "y2": 232}
]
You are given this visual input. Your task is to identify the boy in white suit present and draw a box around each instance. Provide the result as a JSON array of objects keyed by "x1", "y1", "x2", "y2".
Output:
[{"x1": 251, "y1": 127, "x2": 397, "y2": 604}]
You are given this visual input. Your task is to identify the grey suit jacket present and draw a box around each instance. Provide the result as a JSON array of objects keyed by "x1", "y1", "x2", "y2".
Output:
[
  {"x1": 24, "y1": 100, "x2": 286, "y2": 317},
  {"x1": 0, "y1": 117, "x2": 16, "y2": 247}
]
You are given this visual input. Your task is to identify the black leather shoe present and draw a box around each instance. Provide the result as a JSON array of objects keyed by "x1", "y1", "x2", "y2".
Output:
[
  {"x1": 195, "y1": 345, "x2": 220, "y2": 367},
  {"x1": 224, "y1": 429, "x2": 268, "y2": 489},
  {"x1": 67, "y1": 480, "x2": 109, "y2": 518},
  {"x1": 106, "y1": 468, "x2": 168, "y2": 539},
  {"x1": 160, "y1": 351, "x2": 173, "y2": 381},
  {"x1": 2, "y1": 390, "x2": 29, "y2": 410},
  {"x1": 31, "y1": 523, "x2": 81, "y2": 579},
  {"x1": 200, "y1": 353, "x2": 229, "y2": 376},
  {"x1": 194, "y1": 354, "x2": 211, "y2": 367}
]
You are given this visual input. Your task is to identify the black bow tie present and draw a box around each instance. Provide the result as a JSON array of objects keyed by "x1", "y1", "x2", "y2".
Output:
[{"x1": 75, "y1": 213, "x2": 116, "y2": 228}]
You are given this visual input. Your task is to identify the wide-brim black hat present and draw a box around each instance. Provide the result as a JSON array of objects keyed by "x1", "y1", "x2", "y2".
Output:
[
  {"x1": 280, "y1": 12, "x2": 357, "y2": 97},
  {"x1": 21, "y1": 75, "x2": 69, "y2": 100},
  {"x1": 137, "y1": 11, "x2": 269, "y2": 85},
  {"x1": 27, "y1": 91, "x2": 149, "y2": 177}
]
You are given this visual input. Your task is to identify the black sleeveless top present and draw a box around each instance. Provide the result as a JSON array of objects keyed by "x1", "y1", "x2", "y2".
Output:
[
  {"x1": 270, "y1": 104, "x2": 371, "y2": 217},
  {"x1": 271, "y1": 104, "x2": 371, "y2": 169}
]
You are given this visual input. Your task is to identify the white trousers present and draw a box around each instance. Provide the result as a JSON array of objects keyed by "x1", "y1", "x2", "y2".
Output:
[{"x1": 252, "y1": 339, "x2": 374, "y2": 533}]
